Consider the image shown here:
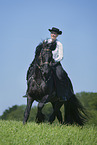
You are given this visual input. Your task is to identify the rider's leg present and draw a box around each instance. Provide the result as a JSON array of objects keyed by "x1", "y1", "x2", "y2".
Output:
[{"x1": 54, "y1": 64, "x2": 68, "y2": 101}]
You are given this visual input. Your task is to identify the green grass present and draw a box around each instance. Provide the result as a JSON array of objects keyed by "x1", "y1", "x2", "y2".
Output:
[{"x1": 0, "y1": 120, "x2": 97, "y2": 145}]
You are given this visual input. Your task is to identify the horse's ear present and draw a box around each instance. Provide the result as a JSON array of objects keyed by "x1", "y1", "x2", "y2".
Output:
[
  {"x1": 42, "y1": 40, "x2": 47, "y2": 48},
  {"x1": 43, "y1": 40, "x2": 47, "y2": 44},
  {"x1": 43, "y1": 40, "x2": 45, "y2": 44}
]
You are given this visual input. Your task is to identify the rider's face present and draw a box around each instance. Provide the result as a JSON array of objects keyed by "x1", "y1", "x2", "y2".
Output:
[{"x1": 51, "y1": 31, "x2": 58, "y2": 41}]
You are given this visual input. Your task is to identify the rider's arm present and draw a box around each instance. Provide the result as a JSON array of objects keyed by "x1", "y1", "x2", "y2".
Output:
[{"x1": 52, "y1": 41, "x2": 63, "y2": 62}]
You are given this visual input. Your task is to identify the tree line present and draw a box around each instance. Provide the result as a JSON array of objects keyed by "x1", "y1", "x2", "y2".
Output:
[{"x1": 0, "y1": 92, "x2": 97, "y2": 125}]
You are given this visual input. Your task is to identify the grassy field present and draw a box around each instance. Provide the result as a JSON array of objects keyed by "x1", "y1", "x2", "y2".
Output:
[{"x1": 0, "y1": 120, "x2": 97, "y2": 145}]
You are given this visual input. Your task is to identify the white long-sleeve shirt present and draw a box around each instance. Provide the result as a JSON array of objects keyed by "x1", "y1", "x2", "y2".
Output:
[{"x1": 46, "y1": 38, "x2": 63, "y2": 62}]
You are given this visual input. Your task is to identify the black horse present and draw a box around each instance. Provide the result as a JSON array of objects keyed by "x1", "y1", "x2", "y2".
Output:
[{"x1": 23, "y1": 41, "x2": 87, "y2": 125}]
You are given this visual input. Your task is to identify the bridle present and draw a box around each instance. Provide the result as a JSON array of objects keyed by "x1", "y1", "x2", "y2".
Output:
[
  {"x1": 37, "y1": 48, "x2": 52, "y2": 79},
  {"x1": 28, "y1": 47, "x2": 53, "y2": 87}
]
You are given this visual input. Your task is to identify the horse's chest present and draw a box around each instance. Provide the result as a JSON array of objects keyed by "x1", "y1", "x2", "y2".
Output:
[{"x1": 28, "y1": 79, "x2": 49, "y2": 95}]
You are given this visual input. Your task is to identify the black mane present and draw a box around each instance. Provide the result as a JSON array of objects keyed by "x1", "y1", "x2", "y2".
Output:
[{"x1": 26, "y1": 42, "x2": 43, "y2": 81}]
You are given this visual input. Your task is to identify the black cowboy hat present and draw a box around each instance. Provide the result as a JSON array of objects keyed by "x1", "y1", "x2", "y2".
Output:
[{"x1": 48, "y1": 27, "x2": 62, "y2": 35}]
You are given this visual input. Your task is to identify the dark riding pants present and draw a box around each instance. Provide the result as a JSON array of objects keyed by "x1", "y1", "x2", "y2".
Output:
[{"x1": 52, "y1": 62, "x2": 70, "y2": 101}]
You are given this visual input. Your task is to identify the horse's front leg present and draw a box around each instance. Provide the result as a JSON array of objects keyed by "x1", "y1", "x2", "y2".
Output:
[
  {"x1": 49, "y1": 101, "x2": 63, "y2": 124},
  {"x1": 23, "y1": 95, "x2": 34, "y2": 124},
  {"x1": 36, "y1": 95, "x2": 48, "y2": 123}
]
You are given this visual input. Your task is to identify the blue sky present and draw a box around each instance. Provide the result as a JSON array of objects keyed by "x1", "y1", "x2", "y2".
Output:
[{"x1": 0, "y1": 0, "x2": 97, "y2": 115}]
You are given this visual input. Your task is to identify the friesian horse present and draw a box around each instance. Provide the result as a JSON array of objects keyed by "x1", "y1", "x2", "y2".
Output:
[{"x1": 23, "y1": 41, "x2": 87, "y2": 125}]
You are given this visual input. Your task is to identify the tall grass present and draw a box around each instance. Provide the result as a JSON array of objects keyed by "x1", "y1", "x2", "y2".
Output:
[{"x1": 0, "y1": 120, "x2": 97, "y2": 145}]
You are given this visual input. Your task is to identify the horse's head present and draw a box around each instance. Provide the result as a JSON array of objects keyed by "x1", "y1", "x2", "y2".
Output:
[{"x1": 37, "y1": 41, "x2": 55, "y2": 78}]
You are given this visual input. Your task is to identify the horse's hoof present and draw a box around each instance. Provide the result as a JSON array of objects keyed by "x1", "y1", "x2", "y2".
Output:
[
  {"x1": 23, "y1": 120, "x2": 27, "y2": 125},
  {"x1": 35, "y1": 113, "x2": 45, "y2": 123}
]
